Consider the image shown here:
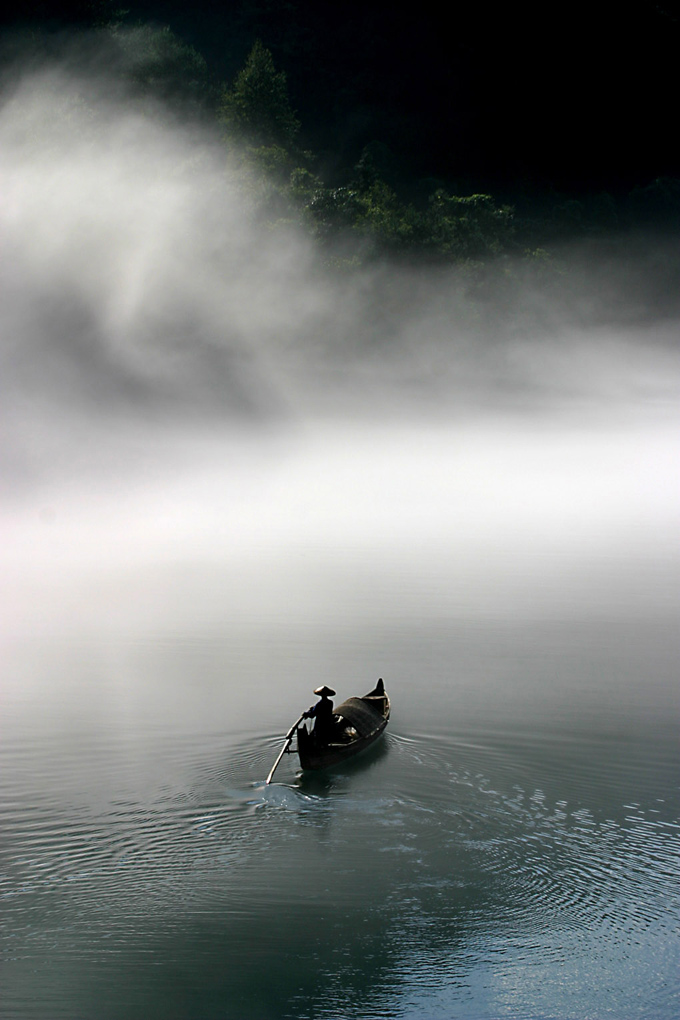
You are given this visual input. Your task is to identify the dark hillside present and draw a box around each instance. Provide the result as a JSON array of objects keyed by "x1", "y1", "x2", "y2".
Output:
[{"x1": 2, "y1": 1, "x2": 678, "y2": 195}]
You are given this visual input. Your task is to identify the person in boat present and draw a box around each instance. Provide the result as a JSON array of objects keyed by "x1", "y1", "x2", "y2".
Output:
[{"x1": 303, "y1": 685, "x2": 337, "y2": 744}]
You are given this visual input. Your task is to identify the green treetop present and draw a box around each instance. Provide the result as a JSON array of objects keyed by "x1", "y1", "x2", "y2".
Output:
[{"x1": 218, "y1": 40, "x2": 300, "y2": 150}]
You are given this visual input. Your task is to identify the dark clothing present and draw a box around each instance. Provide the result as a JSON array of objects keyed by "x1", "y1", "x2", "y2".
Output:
[{"x1": 308, "y1": 695, "x2": 335, "y2": 743}]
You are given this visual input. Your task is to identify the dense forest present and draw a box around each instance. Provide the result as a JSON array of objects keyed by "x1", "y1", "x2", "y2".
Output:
[{"x1": 1, "y1": 0, "x2": 679, "y2": 272}]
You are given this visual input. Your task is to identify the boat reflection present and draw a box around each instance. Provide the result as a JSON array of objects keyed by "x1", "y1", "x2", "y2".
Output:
[{"x1": 294, "y1": 733, "x2": 392, "y2": 795}]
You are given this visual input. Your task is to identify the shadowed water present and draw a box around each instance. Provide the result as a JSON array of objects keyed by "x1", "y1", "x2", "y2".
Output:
[{"x1": 1, "y1": 58, "x2": 679, "y2": 1020}]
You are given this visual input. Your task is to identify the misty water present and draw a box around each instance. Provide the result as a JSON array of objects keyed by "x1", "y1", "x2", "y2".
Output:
[{"x1": 2, "y1": 67, "x2": 679, "y2": 1020}]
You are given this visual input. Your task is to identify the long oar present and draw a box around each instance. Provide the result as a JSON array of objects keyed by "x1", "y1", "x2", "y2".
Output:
[{"x1": 266, "y1": 714, "x2": 305, "y2": 785}]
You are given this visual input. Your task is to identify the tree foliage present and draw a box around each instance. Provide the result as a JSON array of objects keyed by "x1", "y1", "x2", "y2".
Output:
[
  {"x1": 218, "y1": 39, "x2": 300, "y2": 149},
  {"x1": 424, "y1": 191, "x2": 514, "y2": 259},
  {"x1": 17, "y1": 11, "x2": 677, "y2": 266},
  {"x1": 109, "y1": 24, "x2": 213, "y2": 113},
  {"x1": 287, "y1": 151, "x2": 515, "y2": 262},
  {"x1": 627, "y1": 177, "x2": 680, "y2": 230}
]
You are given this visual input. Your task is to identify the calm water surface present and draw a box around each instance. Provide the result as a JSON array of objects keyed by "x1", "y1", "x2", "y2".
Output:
[{"x1": 1, "y1": 422, "x2": 679, "y2": 1020}]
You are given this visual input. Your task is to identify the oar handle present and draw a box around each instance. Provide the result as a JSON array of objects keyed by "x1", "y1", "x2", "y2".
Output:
[{"x1": 265, "y1": 714, "x2": 305, "y2": 785}]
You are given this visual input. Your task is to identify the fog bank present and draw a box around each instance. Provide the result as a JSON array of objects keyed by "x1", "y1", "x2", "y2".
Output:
[{"x1": 1, "y1": 64, "x2": 678, "y2": 639}]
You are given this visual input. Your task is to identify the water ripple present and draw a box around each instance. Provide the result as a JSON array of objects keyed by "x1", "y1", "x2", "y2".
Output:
[
  {"x1": 380, "y1": 728, "x2": 679, "y2": 958},
  {"x1": 1, "y1": 715, "x2": 677, "y2": 1019}
]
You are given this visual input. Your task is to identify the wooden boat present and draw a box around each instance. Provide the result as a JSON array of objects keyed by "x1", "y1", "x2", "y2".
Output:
[{"x1": 296, "y1": 678, "x2": 390, "y2": 771}]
